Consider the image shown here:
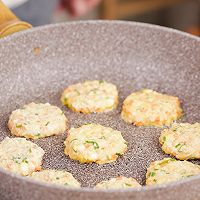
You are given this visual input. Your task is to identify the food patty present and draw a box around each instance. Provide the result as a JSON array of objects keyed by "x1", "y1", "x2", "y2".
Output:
[
  {"x1": 121, "y1": 89, "x2": 182, "y2": 126},
  {"x1": 95, "y1": 176, "x2": 141, "y2": 189},
  {"x1": 64, "y1": 124, "x2": 128, "y2": 164},
  {"x1": 160, "y1": 123, "x2": 200, "y2": 160},
  {"x1": 146, "y1": 158, "x2": 200, "y2": 186},
  {"x1": 61, "y1": 80, "x2": 118, "y2": 113},
  {"x1": 0, "y1": 137, "x2": 44, "y2": 176},
  {"x1": 8, "y1": 102, "x2": 68, "y2": 139},
  {"x1": 30, "y1": 169, "x2": 81, "y2": 187}
]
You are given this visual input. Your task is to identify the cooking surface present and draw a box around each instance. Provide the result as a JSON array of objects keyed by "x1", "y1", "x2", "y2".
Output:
[{"x1": 0, "y1": 21, "x2": 200, "y2": 190}]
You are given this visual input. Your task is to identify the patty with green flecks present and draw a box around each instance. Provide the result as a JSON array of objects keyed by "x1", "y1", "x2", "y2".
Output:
[
  {"x1": 30, "y1": 170, "x2": 81, "y2": 187},
  {"x1": 160, "y1": 123, "x2": 200, "y2": 160},
  {"x1": 0, "y1": 137, "x2": 44, "y2": 176},
  {"x1": 146, "y1": 158, "x2": 200, "y2": 186},
  {"x1": 121, "y1": 89, "x2": 182, "y2": 127},
  {"x1": 8, "y1": 102, "x2": 68, "y2": 139},
  {"x1": 95, "y1": 176, "x2": 141, "y2": 189},
  {"x1": 61, "y1": 80, "x2": 118, "y2": 113},
  {"x1": 64, "y1": 124, "x2": 128, "y2": 164}
]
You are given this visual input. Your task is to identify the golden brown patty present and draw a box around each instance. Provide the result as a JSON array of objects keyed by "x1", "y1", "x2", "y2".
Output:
[
  {"x1": 160, "y1": 123, "x2": 200, "y2": 160},
  {"x1": 146, "y1": 158, "x2": 200, "y2": 186},
  {"x1": 95, "y1": 176, "x2": 141, "y2": 189},
  {"x1": 64, "y1": 124, "x2": 128, "y2": 164},
  {"x1": 8, "y1": 102, "x2": 68, "y2": 139},
  {"x1": 0, "y1": 137, "x2": 44, "y2": 176},
  {"x1": 121, "y1": 89, "x2": 182, "y2": 126},
  {"x1": 61, "y1": 80, "x2": 118, "y2": 113},
  {"x1": 30, "y1": 170, "x2": 81, "y2": 187}
]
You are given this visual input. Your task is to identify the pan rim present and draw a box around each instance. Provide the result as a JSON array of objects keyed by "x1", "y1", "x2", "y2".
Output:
[
  {"x1": 0, "y1": 20, "x2": 200, "y2": 43},
  {"x1": 0, "y1": 20, "x2": 200, "y2": 193}
]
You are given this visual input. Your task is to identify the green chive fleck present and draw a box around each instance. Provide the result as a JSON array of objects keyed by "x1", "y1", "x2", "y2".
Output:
[
  {"x1": 125, "y1": 183, "x2": 132, "y2": 187},
  {"x1": 45, "y1": 122, "x2": 50, "y2": 126},
  {"x1": 56, "y1": 177, "x2": 60, "y2": 180},
  {"x1": 64, "y1": 183, "x2": 69, "y2": 186},
  {"x1": 175, "y1": 143, "x2": 185, "y2": 152},
  {"x1": 91, "y1": 89, "x2": 98, "y2": 94},
  {"x1": 163, "y1": 136, "x2": 166, "y2": 142},
  {"x1": 85, "y1": 140, "x2": 99, "y2": 149},
  {"x1": 159, "y1": 158, "x2": 175, "y2": 166},
  {"x1": 106, "y1": 155, "x2": 110, "y2": 160},
  {"x1": 83, "y1": 123, "x2": 92, "y2": 126},
  {"x1": 75, "y1": 89, "x2": 80, "y2": 95},
  {"x1": 63, "y1": 97, "x2": 68, "y2": 104},
  {"x1": 73, "y1": 148, "x2": 77, "y2": 153},
  {"x1": 12, "y1": 157, "x2": 21, "y2": 164},
  {"x1": 22, "y1": 158, "x2": 28, "y2": 164},
  {"x1": 99, "y1": 80, "x2": 104, "y2": 84},
  {"x1": 116, "y1": 153, "x2": 122, "y2": 156},
  {"x1": 149, "y1": 172, "x2": 156, "y2": 177},
  {"x1": 175, "y1": 143, "x2": 181, "y2": 148},
  {"x1": 186, "y1": 174, "x2": 194, "y2": 178},
  {"x1": 70, "y1": 139, "x2": 78, "y2": 143},
  {"x1": 16, "y1": 124, "x2": 22, "y2": 128}
]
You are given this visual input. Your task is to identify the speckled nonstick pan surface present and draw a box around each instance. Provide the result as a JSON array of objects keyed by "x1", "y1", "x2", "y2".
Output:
[{"x1": 0, "y1": 21, "x2": 200, "y2": 200}]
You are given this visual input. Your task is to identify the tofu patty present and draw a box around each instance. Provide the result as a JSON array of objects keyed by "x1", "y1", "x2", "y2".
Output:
[
  {"x1": 160, "y1": 123, "x2": 200, "y2": 160},
  {"x1": 0, "y1": 137, "x2": 44, "y2": 176},
  {"x1": 146, "y1": 158, "x2": 200, "y2": 186},
  {"x1": 121, "y1": 89, "x2": 182, "y2": 126},
  {"x1": 64, "y1": 124, "x2": 128, "y2": 164},
  {"x1": 61, "y1": 80, "x2": 118, "y2": 113},
  {"x1": 8, "y1": 102, "x2": 68, "y2": 139}
]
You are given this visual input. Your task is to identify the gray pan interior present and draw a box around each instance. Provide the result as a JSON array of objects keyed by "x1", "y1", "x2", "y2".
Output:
[{"x1": 0, "y1": 21, "x2": 200, "y2": 200}]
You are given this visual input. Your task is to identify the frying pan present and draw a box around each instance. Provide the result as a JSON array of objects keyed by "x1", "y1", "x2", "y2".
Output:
[{"x1": 0, "y1": 1, "x2": 200, "y2": 200}]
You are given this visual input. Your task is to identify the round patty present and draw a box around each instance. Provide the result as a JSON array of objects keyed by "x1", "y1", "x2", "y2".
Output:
[
  {"x1": 30, "y1": 170, "x2": 81, "y2": 188},
  {"x1": 0, "y1": 137, "x2": 44, "y2": 176},
  {"x1": 146, "y1": 158, "x2": 200, "y2": 186},
  {"x1": 121, "y1": 89, "x2": 182, "y2": 126},
  {"x1": 64, "y1": 124, "x2": 128, "y2": 164},
  {"x1": 8, "y1": 102, "x2": 68, "y2": 139},
  {"x1": 95, "y1": 176, "x2": 141, "y2": 189},
  {"x1": 61, "y1": 80, "x2": 118, "y2": 113},
  {"x1": 160, "y1": 123, "x2": 200, "y2": 160}
]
